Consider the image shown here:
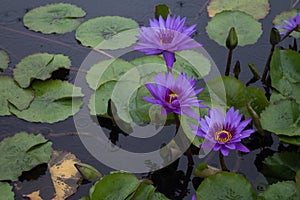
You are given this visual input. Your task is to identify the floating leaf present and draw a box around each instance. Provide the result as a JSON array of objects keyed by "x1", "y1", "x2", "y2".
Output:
[
  {"x1": 260, "y1": 152, "x2": 300, "y2": 183},
  {"x1": 206, "y1": 11, "x2": 262, "y2": 47},
  {"x1": 260, "y1": 100, "x2": 300, "y2": 137},
  {"x1": 74, "y1": 163, "x2": 102, "y2": 182},
  {"x1": 23, "y1": 3, "x2": 86, "y2": 34},
  {"x1": 86, "y1": 58, "x2": 135, "y2": 90},
  {"x1": 273, "y1": 9, "x2": 300, "y2": 38},
  {"x1": 10, "y1": 80, "x2": 83, "y2": 123},
  {"x1": 128, "y1": 182, "x2": 169, "y2": 200},
  {"x1": 89, "y1": 171, "x2": 140, "y2": 200},
  {"x1": 207, "y1": 0, "x2": 270, "y2": 19},
  {"x1": 270, "y1": 48, "x2": 300, "y2": 104},
  {"x1": 278, "y1": 135, "x2": 300, "y2": 146},
  {"x1": 23, "y1": 190, "x2": 43, "y2": 200},
  {"x1": 296, "y1": 169, "x2": 300, "y2": 192},
  {"x1": 14, "y1": 53, "x2": 71, "y2": 88},
  {"x1": 196, "y1": 172, "x2": 257, "y2": 200},
  {"x1": 76, "y1": 16, "x2": 139, "y2": 50},
  {"x1": 0, "y1": 182, "x2": 14, "y2": 200},
  {"x1": 259, "y1": 181, "x2": 300, "y2": 200},
  {"x1": 0, "y1": 50, "x2": 9, "y2": 71},
  {"x1": 193, "y1": 163, "x2": 221, "y2": 178},
  {"x1": 0, "y1": 132, "x2": 52, "y2": 181},
  {"x1": 49, "y1": 150, "x2": 81, "y2": 200},
  {"x1": 0, "y1": 76, "x2": 34, "y2": 116}
]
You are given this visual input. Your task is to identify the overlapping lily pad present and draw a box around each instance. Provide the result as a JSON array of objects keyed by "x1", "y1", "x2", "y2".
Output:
[
  {"x1": 259, "y1": 181, "x2": 300, "y2": 200},
  {"x1": 76, "y1": 16, "x2": 139, "y2": 50},
  {"x1": 0, "y1": 182, "x2": 14, "y2": 200},
  {"x1": 0, "y1": 76, "x2": 34, "y2": 116},
  {"x1": 207, "y1": 0, "x2": 270, "y2": 19},
  {"x1": 23, "y1": 3, "x2": 86, "y2": 34},
  {"x1": 0, "y1": 50, "x2": 9, "y2": 71},
  {"x1": 195, "y1": 172, "x2": 257, "y2": 200},
  {"x1": 273, "y1": 9, "x2": 300, "y2": 38},
  {"x1": 9, "y1": 80, "x2": 83, "y2": 123},
  {"x1": 14, "y1": 53, "x2": 71, "y2": 88},
  {"x1": 0, "y1": 132, "x2": 52, "y2": 181},
  {"x1": 206, "y1": 11, "x2": 263, "y2": 47}
]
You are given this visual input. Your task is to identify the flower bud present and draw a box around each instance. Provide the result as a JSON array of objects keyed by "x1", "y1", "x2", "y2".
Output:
[
  {"x1": 233, "y1": 61, "x2": 241, "y2": 79},
  {"x1": 270, "y1": 27, "x2": 281, "y2": 45},
  {"x1": 248, "y1": 63, "x2": 261, "y2": 80},
  {"x1": 226, "y1": 27, "x2": 238, "y2": 50}
]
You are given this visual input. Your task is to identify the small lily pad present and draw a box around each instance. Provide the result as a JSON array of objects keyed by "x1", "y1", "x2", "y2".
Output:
[
  {"x1": 196, "y1": 172, "x2": 257, "y2": 200},
  {"x1": 76, "y1": 16, "x2": 139, "y2": 50},
  {"x1": 278, "y1": 135, "x2": 300, "y2": 146},
  {"x1": 207, "y1": 0, "x2": 270, "y2": 19},
  {"x1": 14, "y1": 53, "x2": 71, "y2": 88},
  {"x1": 0, "y1": 76, "x2": 34, "y2": 116},
  {"x1": 23, "y1": 3, "x2": 86, "y2": 34},
  {"x1": 9, "y1": 80, "x2": 83, "y2": 123},
  {"x1": 0, "y1": 50, "x2": 9, "y2": 71},
  {"x1": 273, "y1": 9, "x2": 300, "y2": 38},
  {"x1": 0, "y1": 132, "x2": 52, "y2": 181},
  {"x1": 259, "y1": 181, "x2": 300, "y2": 200},
  {"x1": 0, "y1": 182, "x2": 14, "y2": 200},
  {"x1": 206, "y1": 11, "x2": 263, "y2": 47}
]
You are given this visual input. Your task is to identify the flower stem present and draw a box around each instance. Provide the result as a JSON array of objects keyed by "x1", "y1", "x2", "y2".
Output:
[
  {"x1": 219, "y1": 151, "x2": 229, "y2": 171},
  {"x1": 225, "y1": 49, "x2": 233, "y2": 76},
  {"x1": 261, "y1": 44, "x2": 275, "y2": 83},
  {"x1": 173, "y1": 113, "x2": 194, "y2": 166}
]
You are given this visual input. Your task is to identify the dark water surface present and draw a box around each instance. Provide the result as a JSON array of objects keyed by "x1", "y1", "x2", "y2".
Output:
[{"x1": 0, "y1": 0, "x2": 299, "y2": 199}]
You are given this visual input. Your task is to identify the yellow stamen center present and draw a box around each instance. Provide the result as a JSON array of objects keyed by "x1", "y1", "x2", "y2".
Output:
[
  {"x1": 168, "y1": 93, "x2": 177, "y2": 104},
  {"x1": 214, "y1": 130, "x2": 232, "y2": 143}
]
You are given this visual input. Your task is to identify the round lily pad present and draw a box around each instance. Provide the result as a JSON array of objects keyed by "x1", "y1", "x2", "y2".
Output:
[
  {"x1": 259, "y1": 181, "x2": 300, "y2": 199},
  {"x1": 0, "y1": 50, "x2": 9, "y2": 71},
  {"x1": 9, "y1": 80, "x2": 83, "y2": 123},
  {"x1": 14, "y1": 53, "x2": 71, "y2": 88},
  {"x1": 75, "y1": 16, "x2": 139, "y2": 50},
  {"x1": 206, "y1": 11, "x2": 263, "y2": 47},
  {"x1": 0, "y1": 76, "x2": 34, "y2": 116},
  {"x1": 207, "y1": 0, "x2": 270, "y2": 19},
  {"x1": 0, "y1": 182, "x2": 14, "y2": 200},
  {"x1": 23, "y1": 3, "x2": 86, "y2": 34},
  {"x1": 196, "y1": 172, "x2": 257, "y2": 200},
  {"x1": 0, "y1": 132, "x2": 52, "y2": 181},
  {"x1": 273, "y1": 9, "x2": 300, "y2": 38}
]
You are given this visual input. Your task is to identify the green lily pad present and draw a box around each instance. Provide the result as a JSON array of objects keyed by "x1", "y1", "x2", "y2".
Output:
[
  {"x1": 129, "y1": 182, "x2": 169, "y2": 200},
  {"x1": 14, "y1": 53, "x2": 71, "y2": 88},
  {"x1": 196, "y1": 172, "x2": 257, "y2": 200},
  {"x1": 273, "y1": 9, "x2": 300, "y2": 38},
  {"x1": 86, "y1": 58, "x2": 135, "y2": 90},
  {"x1": 278, "y1": 135, "x2": 300, "y2": 146},
  {"x1": 0, "y1": 76, "x2": 34, "y2": 116},
  {"x1": 23, "y1": 3, "x2": 86, "y2": 34},
  {"x1": 260, "y1": 99, "x2": 300, "y2": 137},
  {"x1": 76, "y1": 16, "x2": 139, "y2": 50},
  {"x1": 296, "y1": 169, "x2": 300, "y2": 192},
  {"x1": 206, "y1": 11, "x2": 263, "y2": 47},
  {"x1": 0, "y1": 50, "x2": 9, "y2": 71},
  {"x1": 0, "y1": 132, "x2": 52, "y2": 181},
  {"x1": 270, "y1": 48, "x2": 300, "y2": 103},
  {"x1": 0, "y1": 182, "x2": 14, "y2": 200},
  {"x1": 207, "y1": 0, "x2": 270, "y2": 19},
  {"x1": 89, "y1": 171, "x2": 140, "y2": 200},
  {"x1": 202, "y1": 76, "x2": 268, "y2": 118},
  {"x1": 10, "y1": 80, "x2": 83, "y2": 123},
  {"x1": 259, "y1": 181, "x2": 300, "y2": 200},
  {"x1": 260, "y1": 152, "x2": 300, "y2": 183}
]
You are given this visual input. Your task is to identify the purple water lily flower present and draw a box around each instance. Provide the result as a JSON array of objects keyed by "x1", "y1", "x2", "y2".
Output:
[
  {"x1": 143, "y1": 72, "x2": 206, "y2": 118},
  {"x1": 276, "y1": 12, "x2": 300, "y2": 35},
  {"x1": 191, "y1": 107, "x2": 255, "y2": 156},
  {"x1": 192, "y1": 194, "x2": 197, "y2": 200},
  {"x1": 134, "y1": 14, "x2": 202, "y2": 69}
]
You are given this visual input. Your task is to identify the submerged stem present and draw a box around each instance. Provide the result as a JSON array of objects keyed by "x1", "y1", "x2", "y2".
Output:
[{"x1": 219, "y1": 151, "x2": 229, "y2": 171}]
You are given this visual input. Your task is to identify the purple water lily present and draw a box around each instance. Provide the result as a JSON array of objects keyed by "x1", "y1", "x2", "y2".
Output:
[
  {"x1": 191, "y1": 107, "x2": 254, "y2": 156},
  {"x1": 143, "y1": 72, "x2": 206, "y2": 118},
  {"x1": 134, "y1": 14, "x2": 202, "y2": 69},
  {"x1": 276, "y1": 12, "x2": 300, "y2": 35}
]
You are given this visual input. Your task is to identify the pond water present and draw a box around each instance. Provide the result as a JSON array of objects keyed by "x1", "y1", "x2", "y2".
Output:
[{"x1": 0, "y1": 0, "x2": 299, "y2": 199}]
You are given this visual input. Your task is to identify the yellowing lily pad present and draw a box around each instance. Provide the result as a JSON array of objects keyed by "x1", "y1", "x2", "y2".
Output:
[
  {"x1": 14, "y1": 53, "x2": 71, "y2": 88},
  {"x1": 49, "y1": 150, "x2": 81, "y2": 200},
  {"x1": 0, "y1": 132, "x2": 52, "y2": 181},
  {"x1": 206, "y1": 11, "x2": 263, "y2": 47},
  {"x1": 9, "y1": 80, "x2": 83, "y2": 123},
  {"x1": 0, "y1": 76, "x2": 34, "y2": 116},
  {"x1": 207, "y1": 0, "x2": 270, "y2": 19},
  {"x1": 23, "y1": 3, "x2": 86, "y2": 34},
  {"x1": 23, "y1": 190, "x2": 43, "y2": 200},
  {"x1": 76, "y1": 16, "x2": 139, "y2": 50}
]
